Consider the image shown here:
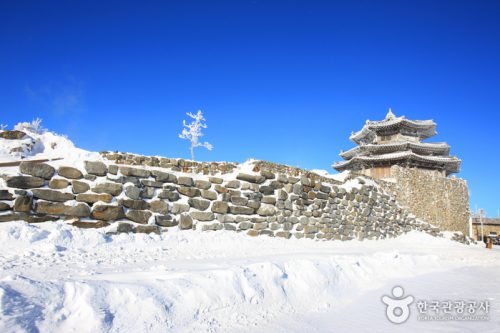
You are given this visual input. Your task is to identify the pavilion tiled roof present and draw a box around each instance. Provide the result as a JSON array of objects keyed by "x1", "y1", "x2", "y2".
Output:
[
  {"x1": 350, "y1": 112, "x2": 436, "y2": 144},
  {"x1": 340, "y1": 141, "x2": 450, "y2": 159},
  {"x1": 333, "y1": 150, "x2": 461, "y2": 173}
]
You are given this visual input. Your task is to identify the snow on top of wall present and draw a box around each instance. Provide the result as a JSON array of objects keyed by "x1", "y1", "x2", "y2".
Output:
[
  {"x1": 311, "y1": 169, "x2": 350, "y2": 183},
  {"x1": 0, "y1": 122, "x2": 101, "y2": 169},
  {"x1": 1, "y1": 122, "x2": 354, "y2": 185}
]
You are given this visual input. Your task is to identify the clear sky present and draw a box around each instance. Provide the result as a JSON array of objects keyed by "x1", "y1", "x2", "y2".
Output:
[{"x1": 1, "y1": 1, "x2": 500, "y2": 216}]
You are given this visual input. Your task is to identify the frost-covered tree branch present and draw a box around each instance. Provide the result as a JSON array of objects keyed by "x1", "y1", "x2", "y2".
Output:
[
  {"x1": 179, "y1": 110, "x2": 213, "y2": 160},
  {"x1": 14, "y1": 118, "x2": 46, "y2": 134}
]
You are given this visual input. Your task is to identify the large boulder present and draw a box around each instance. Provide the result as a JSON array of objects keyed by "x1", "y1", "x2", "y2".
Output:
[
  {"x1": 201, "y1": 190, "x2": 217, "y2": 200},
  {"x1": 135, "y1": 225, "x2": 160, "y2": 235},
  {"x1": 225, "y1": 180, "x2": 240, "y2": 189},
  {"x1": 0, "y1": 202, "x2": 10, "y2": 211},
  {"x1": 141, "y1": 187, "x2": 155, "y2": 199},
  {"x1": 277, "y1": 190, "x2": 288, "y2": 200},
  {"x1": 91, "y1": 205, "x2": 125, "y2": 220},
  {"x1": 48, "y1": 178, "x2": 70, "y2": 189},
  {"x1": 0, "y1": 130, "x2": 26, "y2": 139},
  {"x1": 179, "y1": 214, "x2": 193, "y2": 230},
  {"x1": 119, "y1": 166, "x2": 150, "y2": 178},
  {"x1": 149, "y1": 200, "x2": 169, "y2": 214},
  {"x1": 260, "y1": 170, "x2": 275, "y2": 179},
  {"x1": 172, "y1": 203, "x2": 190, "y2": 214},
  {"x1": 151, "y1": 170, "x2": 177, "y2": 183},
  {"x1": 6, "y1": 176, "x2": 45, "y2": 189},
  {"x1": 76, "y1": 193, "x2": 113, "y2": 204},
  {"x1": 125, "y1": 185, "x2": 142, "y2": 200},
  {"x1": 117, "y1": 222, "x2": 134, "y2": 233},
  {"x1": 84, "y1": 161, "x2": 108, "y2": 176},
  {"x1": 257, "y1": 204, "x2": 276, "y2": 216},
  {"x1": 209, "y1": 177, "x2": 223, "y2": 184},
  {"x1": 158, "y1": 190, "x2": 180, "y2": 202},
  {"x1": 36, "y1": 201, "x2": 90, "y2": 217},
  {"x1": 228, "y1": 206, "x2": 254, "y2": 215},
  {"x1": 177, "y1": 187, "x2": 200, "y2": 197},
  {"x1": 62, "y1": 203, "x2": 91, "y2": 217},
  {"x1": 236, "y1": 173, "x2": 266, "y2": 184},
  {"x1": 58, "y1": 166, "x2": 83, "y2": 179},
  {"x1": 31, "y1": 189, "x2": 74, "y2": 202},
  {"x1": 211, "y1": 201, "x2": 229, "y2": 214},
  {"x1": 126, "y1": 210, "x2": 152, "y2": 224},
  {"x1": 276, "y1": 231, "x2": 292, "y2": 239},
  {"x1": 259, "y1": 186, "x2": 274, "y2": 195},
  {"x1": 188, "y1": 198, "x2": 210, "y2": 211},
  {"x1": 155, "y1": 215, "x2": 177, "y2": 227},
  {"x1": 72, "y1": 180, "x2": 90, "y2": 194},
  {"x1": 13, "y1": 195, "x2": 32, "y2": 212},
  {"x1": 195, "y1": 180, "x2": 211, "y2": 190},
  {"x1": 191, "y1": 211, "x2": 215, "y2": 221},
  {"x1": 230, "y1": 196, "x2": 248, "y2": 206},
  {"x1": 119, "y1": 199, "x2": 150, "y2": 210},
  {"x1": 140, "y1": 180, "x2": 163, "y2": 188},
  {"x1": 19, "y1": 162, "x2": 55, "y2": 180},
  {"x1": 35, "y1": 201, "x2": 65, "y2": 214},
  {"x1": 178, "y1": 176, "x2": 194, "y2": 187},
  {"x1": 92, "y1": 182, "x2": 123, "y2": 196}
]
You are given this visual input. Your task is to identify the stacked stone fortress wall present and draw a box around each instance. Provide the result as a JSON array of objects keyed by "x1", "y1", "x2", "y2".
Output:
[
  {"x1": 378, "y1": 165, "x2": 470, "y2": 236},
  {"x1": 0, "y1": 151, "x2": 470, "y2": 243}
]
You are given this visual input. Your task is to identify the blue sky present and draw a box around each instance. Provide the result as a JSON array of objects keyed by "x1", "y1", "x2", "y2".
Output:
[{"x1": 1, "y1": 1, "x2": 500, "y2": 216}]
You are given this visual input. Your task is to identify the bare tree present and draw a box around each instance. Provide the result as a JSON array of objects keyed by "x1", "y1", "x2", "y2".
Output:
[
  {"x1": 14, "y1": 118, "x2": 46, "y2": 134},
  {"x1": 179, "y1": 110, "x2": 213, "y2": 160}
]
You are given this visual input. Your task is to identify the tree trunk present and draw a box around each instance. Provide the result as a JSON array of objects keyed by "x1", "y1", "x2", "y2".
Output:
[{"x1": 190, "y1": 145, "x2": 195, "y2": 161}]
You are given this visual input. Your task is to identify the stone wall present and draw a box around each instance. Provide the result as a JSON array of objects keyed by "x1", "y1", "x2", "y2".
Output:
[
  {"x1": 100, "y1": 152, "x2": 343, "y2": 184},
  {"x1": 0, "y1": 159, "x2": 443, "y2": 240},
  {"x1": 378, "y1": 166, "x2": 470, "y2": 236},
  {"x1": 100, "y1": 151, "x2": 238, "y2": 175}
]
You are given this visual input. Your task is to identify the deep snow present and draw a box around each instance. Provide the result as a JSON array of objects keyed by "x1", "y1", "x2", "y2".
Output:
[{"x1": 0, "y1": 221, "x2": 499, "y2": 333}]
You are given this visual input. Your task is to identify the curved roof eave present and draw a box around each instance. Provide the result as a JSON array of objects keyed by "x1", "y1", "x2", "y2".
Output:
[{"x1": 349, "y1": 118, "x2": 437, "y2": 144}]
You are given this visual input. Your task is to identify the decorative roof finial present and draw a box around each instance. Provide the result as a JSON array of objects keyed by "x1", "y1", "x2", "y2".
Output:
[{"x1": 386, "y1": 108, "x2": 396, "y2": 120}]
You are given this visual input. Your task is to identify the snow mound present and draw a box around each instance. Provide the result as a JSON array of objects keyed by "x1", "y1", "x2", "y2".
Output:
[
  {"x1": 0, "y1": 120, "x2": 101, "y2": 168},
  {"x1": 0, "y1": 221, "x2": 498, "y2": 332}
]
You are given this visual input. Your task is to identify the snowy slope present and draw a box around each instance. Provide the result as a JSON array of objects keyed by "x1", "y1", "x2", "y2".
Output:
[
  {"x1": 0, "y1": 122, "x2": 101, "y2": 167},
  {"x1": 0, "y1": 221, "x2": 499, "y2": 333}
]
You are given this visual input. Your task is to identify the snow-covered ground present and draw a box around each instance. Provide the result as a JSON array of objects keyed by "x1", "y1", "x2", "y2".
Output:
[
  {"x1": 1, "y1": 122, "x2": 498, "y2": 332},
  {"x1": 0, "y1": 221, "x2": 499, "y2": 333}
]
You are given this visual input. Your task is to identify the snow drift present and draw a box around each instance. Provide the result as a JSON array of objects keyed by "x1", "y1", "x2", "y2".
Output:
[{"x1": 0, "y1": 221, "x2": 499, "y2": 332}]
